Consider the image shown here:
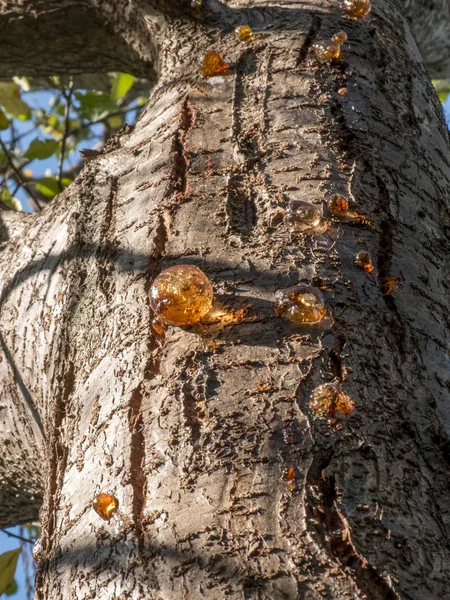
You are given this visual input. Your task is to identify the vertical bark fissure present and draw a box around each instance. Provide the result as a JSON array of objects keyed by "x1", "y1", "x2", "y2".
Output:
[
  {"x1": 129, "y1": 382, "x2": 148, "y2": 550},
  {"x1": 297, "y1": 15, "x2": 322, "y2": 64},
  {"x1": 375, "y1": 175, "x2": 407, "y2": 356}
]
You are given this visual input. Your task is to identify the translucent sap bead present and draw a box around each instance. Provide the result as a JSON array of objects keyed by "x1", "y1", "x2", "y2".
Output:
[
  {"x1": 284, "y1": 200, "x2": 321, "y2": 232},
  {"x1": 326, "y1": 194, "x2": 349, "y2": 217},
  {"x1": 149, "y1": 265, "x2": 214, "y2": 327},
  {"x1": 340, "y1": 0, "x2": 371, "y2": 20},
  {"x1": 311, "y1": 40, "x2": 341, "y2": 62},
  {"x1": 309, "y1": 383, "x2": 354, "y2": 418},
  {"x1": 332, "y1": 31, "x2": 348, "y2": 45},
  {"x1": 282, "y1": 465, "x2": 296, "y2": 482},
  {"x1": 93, "y1": 493, "x2": 120, "y2": 521},
  {"x1": 201, "y1": 51, "x2": 230, "y2": 77},
  {"x1": 235, "y1": 25, "x2": 254, "y2": 44},
  {"x1": 275, "y1": 285, "x2": 326, "y2": 325},
  {"x1": 338, "y1": 87, "x2": 348, "y2": 96},
  {"x1": 355, "y1": 251, "x2": 374, "y2": 273},
  {"x1": 93, "y1": 493, "x2": 133, "y2": 532},
  {"x1": 191, "y1": 0, "x2": 203, "y2": 13}
]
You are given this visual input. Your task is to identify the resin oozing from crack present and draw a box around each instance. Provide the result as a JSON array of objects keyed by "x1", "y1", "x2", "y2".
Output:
[
  {"x1": 309, "y1": 383, "x2": 355, "y2": 418},
  {"x1": 201, "y1": 51, "x2": 230, "y2": 77},
  {"x1": 149, "y1": 265, "x2": 214, "y2": 326},
  {"x1": 275, "y1": 285, "x2": 326, "y2": 324},
  {"x1": 311, "y1": 32, "x2": 348, "y2": 62}
]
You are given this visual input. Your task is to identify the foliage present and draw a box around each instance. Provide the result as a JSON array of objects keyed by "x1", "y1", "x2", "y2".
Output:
[
  {"x1": 0, "y1": 548, "x2": 21, "y2": 595},
  {"x1": 432, "y1": 79, "x2": 450, "y2": 103},
  {"x1": 0, "y1": 73, "x2": 149, "y2": 212}
]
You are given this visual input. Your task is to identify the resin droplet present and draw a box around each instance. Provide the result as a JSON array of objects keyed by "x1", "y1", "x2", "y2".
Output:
[
  {"x1": 355, "y1": 251, "x2": 374, "y2": 273},
  {"x1": 327, "y1": 194, "x2": 349, "y2": 217},
  {"x1": 332, "y1": 31, "x2": 348, "y2": 45},
  {"x1": 235, "y1": 25, "x2": 254, "y2": 44},
  {"x1": 338, "y1": 87, "x2": 348, "y2": 96},
  {"x1": 149, "y1": 265, "x2": 214, "y2": 327},
  {"x1": 191, "y1": 0, "x2": 203, "y2": 13},
  {"x1": 311, "y1": 40, "x2": 341, "y2": 62},
  {"x1": 282, "y1": 465, "x2": 296, "y2": 482},
  {"x1": 201, "y1": 51, "x2": 230, "y2": 77},
  {"x1": 309, "y1": 383, "x2": 354, "y2": 418},
  {"x1": 93, "y1": 493, "x2": 119, "y2": 521},
  {"x1": 284, "y1": 200, "x2": 321, "y2": 232},
  {"x1": 275, "y1": 285, "x2": 326, "y2": 325},
  {"x1": 340, "y1": 0, "x2": 371, "y2": 20}
]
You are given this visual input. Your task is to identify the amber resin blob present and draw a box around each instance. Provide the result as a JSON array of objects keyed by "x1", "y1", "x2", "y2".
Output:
[
  {"x1": 340, "y1": 0, "x2": 371, "y2": 20},
  {"x1": 93, "y1": 493, "x2": 119, "y2": 521},
  {"x1": 284, "y1": 200, "x2": 321, "y2": 232},
  {"x1": 235, "y1": 25, "x2": 255, "y2": 43},
  {"x1": 275, "y1": 285, "x2": 326, "y2": 325},
  {"x1": 149, "y1": 265, "x2": 214, "y2": 327},
  {"x1": 355, "y1": 250, "x2": 374, "y2": 273},
  {"x1": 201, "y1": 51, "x2": 230, "y2": 77},
  {"x1": 326, "y1": 194, "x2": 349, "y2": 217},
  {"x1": 309, "y1": 383, "x2": 354, "y2": 419}
]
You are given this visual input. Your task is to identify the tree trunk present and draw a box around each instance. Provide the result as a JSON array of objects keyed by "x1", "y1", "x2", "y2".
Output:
[{"x1": 1, "y1": 0, "x2": 450, "y2": 598}]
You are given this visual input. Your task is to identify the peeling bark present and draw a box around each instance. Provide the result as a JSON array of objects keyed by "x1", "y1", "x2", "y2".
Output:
[{"x1": 0, "y1": 0, "x2": 450, "y2": 599}]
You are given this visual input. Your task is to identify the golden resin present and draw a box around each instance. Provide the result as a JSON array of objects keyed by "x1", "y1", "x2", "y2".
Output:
[
  {"x1": 191, "y1": 0, "x2": 203, "y2": 12},
  {"x1": 275, "y1": 285, "x2": 326, "y2": 325},
  {"x1": 309, "y1": 383, "x2": 355, "y2": 418},
  {"x1": 311, "y1": 40, "x2": 341, "y2": 61},
  {"x1": 340, "y1": 0, "x2": 371, "y2": 20},
  {"x1": 332, "y1": 31, "x2": 348, "y2": 45},
  {"x1": 338, "y1": 87, "x2": 348, "y2": 96},
  {"x1": 149, "y1": 265, "x2": 214, "y2": 326},
  {"x1": 355, "y1": 251, "x2": 374, "y2": 273},
  {"x1": 235, "y1": 25, "x2": 255, "y2": 43},
  {"x1": 284, "y1": 200, "x2": 321, "y2": 232},
  {"x1": 327, "y1": 194, "x2": 349, "y2": 217},
  {"x1": 282, "y1": 465, "x2": 296, "y2": 482},
  {"x1": 93, "y1": 493, "x2": 119, "y2": 521},
  {"x1": 201, "y1": 51, "x2": 230, "y2": 77}
]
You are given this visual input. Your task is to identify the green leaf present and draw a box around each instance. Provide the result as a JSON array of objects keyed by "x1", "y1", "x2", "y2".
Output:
[
  {"x1": 75, "y1": 91, "x2": 118, "y2": 122},
  {"x1": 0, "y1": 548, "x2": 21, "y2": 595},
  {"x1": 35, "y1": 176, "x2": 71, "y2": 198},
  {"x1": 0, "y1": 188, "x2": 22, "y2": 211},
  {"x1": 107, "y1": 115, "x2": 123, "y2": 128},
  {"x1": 25, "y1": 138, "x2": 59, "y2": 160},
  {"x1": 0, "y1": 109, "x2": 9, "y2": 130},
  {"x1": 0, "y1": 82, "x2": 30, "y2": 118},
  {"x1": 438, "y1": 91, "x2": 449, "y2": 103},
  {"x1": 111, "y1": 73, "x2": 135, "y2": 101},
  {"x1": 4, "y1": 578, "x2": 18, "y2": 596}
]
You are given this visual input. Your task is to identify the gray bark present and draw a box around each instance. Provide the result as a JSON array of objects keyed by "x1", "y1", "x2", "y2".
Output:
[{"x1": 1, "y1": 0, "x2": 450, "y2": 599}]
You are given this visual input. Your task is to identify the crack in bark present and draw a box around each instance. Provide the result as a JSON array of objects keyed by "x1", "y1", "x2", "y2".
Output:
[
  {"x1": 226, "y1": 48, "x2": 273, "y2": 237},
  {"x1": 297, "y1": 15, "x2": 322, "y2": 64},
  {"x1": 129, "y1": 382, "x2": 148, "y2": 551},
  {"x1": 306, "y1": 450, "x2": 400, "y2": 600},
  {"x1": 169, "y1": 97, "x2": 194, "y2": 203},
  {"x1": 97, "y1": 176, "x2": 118, "y2": 299},
  {"x1": 375, "y1": 175, "x2": 406, "y2": 357}
]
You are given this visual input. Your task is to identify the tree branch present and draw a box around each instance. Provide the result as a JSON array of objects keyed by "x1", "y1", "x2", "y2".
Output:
[
  {"x1": 0, "y1": 0, "x2": 157, "y2": 80},
  {"x1": 404, "y1": 0, "x2": 450, "y2": 78}
]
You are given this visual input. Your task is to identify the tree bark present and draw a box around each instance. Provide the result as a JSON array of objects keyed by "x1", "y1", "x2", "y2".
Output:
[{"x1": 1, "y1": 0, "x2": 450, "y2": 599}]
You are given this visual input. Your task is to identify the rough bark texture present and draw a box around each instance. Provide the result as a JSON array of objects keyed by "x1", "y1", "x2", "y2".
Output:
[{"x1": 1, "y1": 0, "x2": 450, "y2": 599}]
